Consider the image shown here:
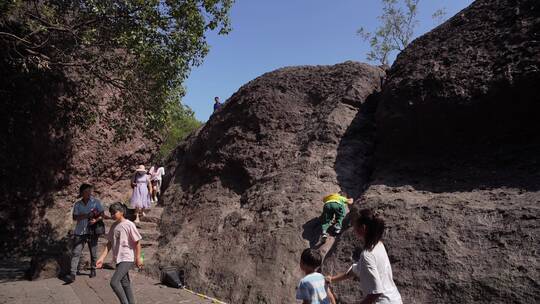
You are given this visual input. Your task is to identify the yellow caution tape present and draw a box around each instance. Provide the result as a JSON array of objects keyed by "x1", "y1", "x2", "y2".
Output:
[{"x1": 183, "y1": 287, "x2": 228, "y2": 304}]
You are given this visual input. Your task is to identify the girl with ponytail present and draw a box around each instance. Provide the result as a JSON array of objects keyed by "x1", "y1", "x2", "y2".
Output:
[{"x1": 325, "y1": 209, "x2": 402, "y2": 304}]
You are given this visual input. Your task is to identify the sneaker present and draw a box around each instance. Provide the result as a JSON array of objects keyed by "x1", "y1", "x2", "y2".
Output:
[
  {"x1": 321, "y1": 233, "x2": 328, "y2": 243},
  {"x1": 334, "y1": 227, "x2": 341, "y2": 234}
]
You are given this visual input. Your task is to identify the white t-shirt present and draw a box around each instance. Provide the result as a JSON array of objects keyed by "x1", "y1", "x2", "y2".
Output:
[
  {"x1": 149, "y1": 166, "x2": 165, "y2": 181},
  {"x1": 348, "y1": 242, "x2": 402, "y2": 304},
  {"x1": 107, "y1": 219, "x2": 142, "y2": 264},
  {"x1": 156, "y1": 167, "x2": 165, "y2": 181}
]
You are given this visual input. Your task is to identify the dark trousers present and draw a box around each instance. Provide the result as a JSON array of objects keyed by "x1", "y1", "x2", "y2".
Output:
[
  {"x1": 70, "y1": 234, "x2": 98, "y2": 275},
  {"x1": 111, "y1": 262, "x2": 136, "y2": 304}
]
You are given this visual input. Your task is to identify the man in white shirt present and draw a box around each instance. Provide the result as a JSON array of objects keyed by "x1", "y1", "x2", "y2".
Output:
[{"x1": 149, "y1": 166, "x2": 165, "y2": 203}]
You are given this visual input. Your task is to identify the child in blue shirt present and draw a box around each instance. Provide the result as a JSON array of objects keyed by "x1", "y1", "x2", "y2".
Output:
[{"x1": 296, "y1": 248, "x2": 335, "y2": 304}]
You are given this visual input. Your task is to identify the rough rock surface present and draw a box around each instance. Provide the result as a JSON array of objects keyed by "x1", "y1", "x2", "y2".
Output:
[
  {"x1": 1, "y1": 75, "x2": 157, "y2": 256},
  {"x1": 376, "y1": 0, "x2": 540, "y2": 156},
  {"x1": 325, "y1": 0, "x2": 540, "y2": 303},
  {"x1": 158, "y1": 62, "x2": 385, "y2": 303}
]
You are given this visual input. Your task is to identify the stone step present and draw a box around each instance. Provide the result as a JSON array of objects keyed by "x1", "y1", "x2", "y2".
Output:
[
  {"x1": 97, "y1": 237, "x2": 157, "y2": 248},
  {"x1": 94, "y1": 230, "x2": 159, "y2": 241},
  {"x1": 103, "y1": 219, "x2": 158, "y2": 230},
  {"x1": 141, "y1": 241, "x2": 158, "y2": 248},
  {"x1": 140, "y1": 216, "x2": 160, "y2": 224},
  {"x1": 147, "y1": 207, "x2": 164, "y2": 217},
  {"x1": 80, "y1": 246, "x2": 159, "y2": 270},
  {"x1": 142, "y1": 207, "x2": 163, "y2": 222},
  {"x1": 79, "y1": 246, "x2": 158, "y2": 262},
  {"x1": 0, "y1": 258, "x2": 30, "y2": 282},
  {"x1": 138, "y1": 229, "x2": 160, "y2": 242},
  {"x1": 112, "y1": 207, "x2": 163, "y2": 223}
]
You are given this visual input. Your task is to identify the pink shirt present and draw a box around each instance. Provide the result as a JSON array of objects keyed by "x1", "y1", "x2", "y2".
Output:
[{"x1": 107, "y1": 219, "x2": 142, "y2": 264}]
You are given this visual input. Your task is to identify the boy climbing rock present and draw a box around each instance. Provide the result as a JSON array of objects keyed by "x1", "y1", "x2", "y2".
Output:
[{"x1": 320, "y1": 193, "x2": 353, "y2": 243}]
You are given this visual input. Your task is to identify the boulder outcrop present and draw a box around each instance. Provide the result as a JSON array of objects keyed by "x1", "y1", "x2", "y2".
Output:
[
  {"x1": 160, "y1": 0, "x2": 540, "y2": 303},
  {"x1": 325, "y1": 0, "x2": 540, "y2": 303},
  {"x1": 158, "y1": 62, "x2": 385, "y2": 303}
]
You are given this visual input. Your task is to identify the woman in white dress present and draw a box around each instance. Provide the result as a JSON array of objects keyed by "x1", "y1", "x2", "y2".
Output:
[
  {"x1": 326, "y1": 209, "x2": 402, "y2": 304},
  {"x1": 130, "y1": 165, "x2": 151, "y2": 223}
]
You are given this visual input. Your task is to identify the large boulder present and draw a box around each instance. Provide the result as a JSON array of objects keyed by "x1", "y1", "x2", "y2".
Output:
[
  {"x1": 376, "y1": 0, "x2": 540, "y2": 157},
  {"x1": 325, "y1": 0, "x2": 540, "y2": 303},
  {"x1": 158, "y1": 62, "x2": 385, "y2": 303}
]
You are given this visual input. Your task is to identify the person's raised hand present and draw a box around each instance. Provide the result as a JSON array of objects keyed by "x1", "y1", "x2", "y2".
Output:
[{"x1": 325, "y1": 276, "x2": 333, "y2": 284}]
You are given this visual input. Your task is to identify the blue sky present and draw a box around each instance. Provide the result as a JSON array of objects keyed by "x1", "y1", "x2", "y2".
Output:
[{"x1": 184, "y1": 0, "x2": 474, "y2": 121}]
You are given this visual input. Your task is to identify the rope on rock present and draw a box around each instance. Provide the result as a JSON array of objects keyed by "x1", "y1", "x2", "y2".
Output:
[{"x1": 182, "y1": 287, "x2": 227, "y2": 304}]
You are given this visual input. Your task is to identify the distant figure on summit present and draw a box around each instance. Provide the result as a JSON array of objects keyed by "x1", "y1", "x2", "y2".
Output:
[
  {"x1": 213, "y1": 96, "x2": 222, "y2": 112},
  {"x1": 320, "y1": 193, "x2": 353, "y2": 243}
]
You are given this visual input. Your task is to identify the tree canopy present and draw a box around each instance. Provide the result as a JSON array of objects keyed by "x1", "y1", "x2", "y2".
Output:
[
  {"x1": 1, "y1": 0, "x2": 233, "y2": 136},
  {"x1": 358, "y1": 0, "x2": 445, "y2": 65},
  {"x1": 158, "y1": 103, "x2": 201, "y2": 161}
]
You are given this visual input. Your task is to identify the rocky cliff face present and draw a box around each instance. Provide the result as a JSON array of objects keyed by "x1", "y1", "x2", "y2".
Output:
[
  {"x1": 160, "y1": 0, "x2": 539, "y2": 303},
  {"x1": 377, "y1": 0, "x2": 540, "y2": 157},
  {"x1": 158, "y1": 62, "x2": 385, "y2": 303},
  {"x1": 326, "y1": 0, "x2": 540, "y2": 303},
  {"x1": 0, "y1": 69, "x2": 158, "y2": 255}
]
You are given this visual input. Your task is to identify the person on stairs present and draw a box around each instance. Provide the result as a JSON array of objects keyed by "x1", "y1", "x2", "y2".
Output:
[
  {"x1": 148, "y1": 165, "x2": 165, "y2": 203},
  {"x1": 325, "y1": 209, "x2": 402, "y2": 304},
  {"x1": 320, "y1": 193, "x2": 353, "y2": 242},
  {"x1": 66, "y1": 183, "x2": 104, "y2": 283},
  {"x1": 97, "y1": 202, "x2": 143, "y2": 304},
  {"x1": 130, "y1": 165, "x2": 151, "y2": 223}
]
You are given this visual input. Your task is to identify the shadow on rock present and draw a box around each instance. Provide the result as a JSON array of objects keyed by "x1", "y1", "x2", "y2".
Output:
[
  {"x1": 335, "y1": 92, "x2": 380, "y2": 199},
  {"x1": 301, "y1": 217, "x2": 321, "y2": 248}
]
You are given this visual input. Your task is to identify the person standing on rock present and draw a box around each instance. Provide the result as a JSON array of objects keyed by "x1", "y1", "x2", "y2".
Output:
[
  {"x1": 130, "y1": 165, "x2": 151, "y2": 223},
  {"x1": 97, "y1": 202, "x2": 143, "y2": 304},
  {"x1": 213, "y1": 96, "x2": 222, "y2": 112},
  {"x1": 66, "y1": 183, "x2": 104, "y2": 283},
  {"x1": 325, "y1": 209, "x2": 402, "y2": 304},
  {"x1": 320, "y1": 193, "x2": 353, "y2": 243}
]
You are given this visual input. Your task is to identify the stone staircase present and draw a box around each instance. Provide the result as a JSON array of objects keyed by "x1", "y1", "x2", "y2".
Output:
[
  {"x1": 80, "y1": 207, "x2": 163, "y2": 271},
  {"x1": 0, "y1": 206, "x2": 222, "y2": 303}
]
